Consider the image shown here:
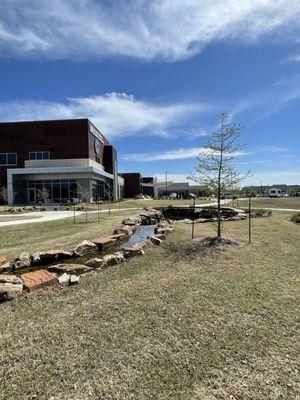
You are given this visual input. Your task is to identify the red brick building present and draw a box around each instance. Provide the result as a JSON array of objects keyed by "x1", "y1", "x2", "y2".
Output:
[{"x1": 0, "y1": 119, "x2": 123, "y2": 204}]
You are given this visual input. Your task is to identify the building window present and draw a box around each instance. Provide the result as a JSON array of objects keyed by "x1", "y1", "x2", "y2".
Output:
[
  {"x1": 0, "y1": 153, "x2": 17, "y2": 165},
  {"x1": 29, "y1": 151, "x2": 50, "y2": 160}
]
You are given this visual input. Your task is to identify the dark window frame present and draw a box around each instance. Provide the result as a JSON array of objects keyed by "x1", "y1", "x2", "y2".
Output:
[{"x1": 0, "y1": 152, "x2": 17, "y2": 166}]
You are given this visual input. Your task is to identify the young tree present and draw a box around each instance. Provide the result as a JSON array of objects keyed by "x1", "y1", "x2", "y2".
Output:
[
  {"x1": 0, "y1": 186, "x2": 16, "y2": 211},
  {"x1": 76, "y1": 183, "x2": 91, "y2": 223},
  {"x1": 36, "y1": 187, "x2": 50, "y2": 209},
  {"x1": 104, "y1": 182, "x2": 114, "y2": 214},
  {"x1": 189, "y1": 113, "x2": 250, "y2": 239}
]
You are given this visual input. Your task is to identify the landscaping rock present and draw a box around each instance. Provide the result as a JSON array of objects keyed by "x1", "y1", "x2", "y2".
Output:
[
  {"x1": 154, "y1": 233, "x2": 166, "y2": 241},
  {"x1": 121, "y1": 242, "x2": 148, "y2": 258},
  {"x1": 109, "y1": 233, "x2": 127, "y2": 242},
  {"x1": 92, "y1": 237, "x2": 118, "y2": 250},
  {"x1": 103, "y1": 252, "x2": 125, "y2": 266},
  {"x1": 87, "y1": 252, "x2": 125, "y2": 269},
  {"x1": 32, "y1": 249, "x2": 73, "y2": 265},
  {"x1": 122, "y1": 217, "x2": 140, "y2": 226},
  {"x1": 58, "y1": 273, "x2": 71, "y2": 285},
  {"x1": 114, "y1": 225, "x2": 135, "y2": 237},
  {"x1": 73, "y1": 240, "x2": 98, "y2": 257},
  {"x1": 0, "y1": 256, "x2": 8, "y2": 266},
  {"x1": 21, "y1": 270, "x2": 57, "y2": 291},
  {"x1": 0, "y1": 274, "x2": 23, "y2": 300},
  {"x1": 0, "y1": 262, "x2": 12, "y2": 273},
  {"x1": 70, "y1": 275, "x2": 80, "y2": 285},
  {"x1": 11, "y1": 252, "x2": 31, "y2": 271},
  {"x1": 85, "y1": 257, "x2": 105, "y2": 269},
  {"x1": 149, "y1": 236, "x2": 162, "y2": 245},
  {"x1": 48, "y1": 264, "x2": 93, "y2": 275}
]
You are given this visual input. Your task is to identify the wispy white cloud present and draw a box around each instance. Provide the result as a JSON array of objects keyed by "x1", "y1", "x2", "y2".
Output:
[
  {"x1": 123, "y1": 147, "x2": 250, "y2": 162},
  {"x1": 230, "y1": 74, "x2": 300, "y2": 123},
  {"x1": 122, "y1": 143, "x2": 290, "y2": 162},
  {"x1": 0, "y1": 92, "x2": 210, "y2": 139},
  {"x1": 1, "y1": 0, "x2": 300, "y2": 61}
]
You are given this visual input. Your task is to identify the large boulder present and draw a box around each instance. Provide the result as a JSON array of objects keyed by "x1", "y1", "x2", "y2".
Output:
[
  {"x1": 122, "y1": 217, "x2": 140, "y2": 226},
  {"x1": 11, "y1": 252, "x2": 31, "y2": 271},
  {"x1": 20, "y1": 270, "x2": 57, "y2": 292},
  {"x1": 92, "y1": 237, "x2": 118, "y2": 250},
  {"x1": 32, "y1": 249, "x2": 73, "y2": 265},
  {"x1": 114, "y1": 225, "x2": 135, "y2": 237},
  {"x1": 121, "y1": 241, "x2": 148, "y2": 258},
  {"x1": 73, "y1": 240, "x2": 98, "y2": 257},
  {"x1": 0, "y1": 274, "x2": 23, "y2": 300},
  {"x1": 48, "y1": 264, "x2": 93, "y2": 275}
]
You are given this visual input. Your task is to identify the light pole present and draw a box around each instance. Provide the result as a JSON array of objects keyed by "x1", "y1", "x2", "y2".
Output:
[{"x1": 189, "y1": 193, "x2": 196, "y2": 239}]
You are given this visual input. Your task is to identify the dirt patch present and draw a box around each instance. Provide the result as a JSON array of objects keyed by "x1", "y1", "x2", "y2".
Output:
[{"x1": 197, "y1": 235, "x2": 242, "y2": 249}]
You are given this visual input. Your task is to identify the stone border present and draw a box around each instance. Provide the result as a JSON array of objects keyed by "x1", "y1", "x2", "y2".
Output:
[{"x1": 0, "y1": 210, "x2": 173, "y2": 302}]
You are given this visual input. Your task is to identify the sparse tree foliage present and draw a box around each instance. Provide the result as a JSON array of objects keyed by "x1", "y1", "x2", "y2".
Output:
[
  {"x1": 189, "y1": 113, "x2": 250, "y2": 239},
  {"x1": 0, "y1": 186, "x2": 16, "y2": 211},
  {"x1": 104, "y1": 182, "x2": 114, "y2": 214}
]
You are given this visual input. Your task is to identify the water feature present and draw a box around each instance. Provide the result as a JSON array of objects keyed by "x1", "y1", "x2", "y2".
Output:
[
  {"x1": 15, "y1": 224, "x2": 156, "y2": 274},
  {"x1": 121, "y1": 225, "x2": 155, "y2": 248}
]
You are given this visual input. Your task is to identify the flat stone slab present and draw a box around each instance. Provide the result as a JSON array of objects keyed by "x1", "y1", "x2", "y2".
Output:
[
  {"x1": 92, "y1": 237, "x2": 118, "y2": 250},
  {"x1": 114, "y1": 225, "x2": 135, "y2": 237},
  {"x1": 86, "y1": 252, "x2": 125, "y2": 269},
  {"x1": 48, "y1": 264, "x2": 93, "y2": 275},
  {"x1": 0, "y1": 274, "x2": 23, "y2": 299},
  {"x1": 21, "y1": 270, "x2": 57, "y2": 292}
]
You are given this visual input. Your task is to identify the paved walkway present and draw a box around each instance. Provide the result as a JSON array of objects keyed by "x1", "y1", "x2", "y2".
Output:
[{"x1": 0, "y1": 201, "x2": 230, "y2": 228}]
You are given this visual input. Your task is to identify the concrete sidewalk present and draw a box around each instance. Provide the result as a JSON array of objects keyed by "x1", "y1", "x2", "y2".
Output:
[{"x1": 0, "y1": 200, "x2": 230, "y2": 227}]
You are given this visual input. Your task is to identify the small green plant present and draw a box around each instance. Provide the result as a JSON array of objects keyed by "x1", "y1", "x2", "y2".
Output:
[
  {"x1": 64, "y1": 205, "x2": 72, "y2": 211},
  {"x1": 10, "y1": 207, "x2": 23, "y2": 214},
  {"x1": 291, "y1": 212, "x2": 300, "y2": 223},
  {"x1": 25, "y1": 206, "x2": 35, "y2": 212}
]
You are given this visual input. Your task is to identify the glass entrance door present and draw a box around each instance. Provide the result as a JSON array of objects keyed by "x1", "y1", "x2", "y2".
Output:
[{"x1": 28, "y1": 188, "x2": 36, "y2": 203}]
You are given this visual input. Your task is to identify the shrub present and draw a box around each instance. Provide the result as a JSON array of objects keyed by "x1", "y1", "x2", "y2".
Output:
[
  {"x1": 25, "y1": 207, "x2": 35, "y2": 212},
  {"x1": 10, "y1": 207, "x2": 23, "y2": 214},
  {"x1": 291, "y1": 212, "x2": 300, "y2": 223},
  {"x1": 64, "y1": 205, "x2": 72, "y2": 211}
]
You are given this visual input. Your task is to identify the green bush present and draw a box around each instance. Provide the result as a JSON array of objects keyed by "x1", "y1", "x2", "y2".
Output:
[
  {"x1": 291, "y1": 212, "x2": 300, "y2": 223},
  {"x1": 10, "y1": 207, "x2": 23, "y2": 214},
  {"x1": 64, "y1": 205, "x2": 72, "y2": 211}
]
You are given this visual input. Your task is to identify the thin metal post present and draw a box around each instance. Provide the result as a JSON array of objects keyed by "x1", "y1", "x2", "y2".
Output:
[
  {"x1": 97, "y1": 201, "x2": 100, "y2": 222},
  {"x1": 165, "y1": 171, "x2": 168, "y2": 200},
  {"x1": 192, "y1": 197, "x2": 196, "y2": 239},
  {"x1": 248, "y1": 195, "x2": 251, "y2": 243},
  {"x1": 73, "y1": 202, "x2": 76, "y2": 224}
]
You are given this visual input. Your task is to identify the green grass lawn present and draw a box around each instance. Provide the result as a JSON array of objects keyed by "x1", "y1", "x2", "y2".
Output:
[
  {"x1": 0, "y1": 210, "x2": 141, "y2": 259},
  {"x1": 0, "y1": 212, "x2": 299, "y2": 399},
  {"x1": 0, "y1": 214, "x2": 42, "y2": 223},
  {"x1": 237, "y1": 197, "x2": 300, "y2": 210},
  {"x1": 0, "y1": 198, "x2": 214, "y2": 214}
]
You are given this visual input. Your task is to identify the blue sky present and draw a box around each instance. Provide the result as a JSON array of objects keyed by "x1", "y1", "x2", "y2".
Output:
[{"x1": 0, "y1": 0, "x2": 300, "y2": 185}]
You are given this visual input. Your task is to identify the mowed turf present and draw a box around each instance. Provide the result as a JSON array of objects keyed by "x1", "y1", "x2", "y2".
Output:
[
  {"x1": 238, "y1": 197, "x2": 300, "y2": 210},
  {"x1": 0, "y1": 212, "x2": 299, "y2": 399}
]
